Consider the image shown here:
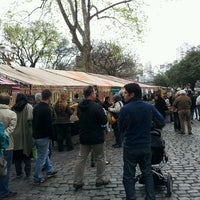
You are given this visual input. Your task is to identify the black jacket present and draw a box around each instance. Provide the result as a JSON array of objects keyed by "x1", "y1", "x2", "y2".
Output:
[
  {"x1": 78, "y1": 99, "x2": 107, "y2": 145},
  {"x1": 32, "y1": 102, "x2": 53, "y2": 139}
]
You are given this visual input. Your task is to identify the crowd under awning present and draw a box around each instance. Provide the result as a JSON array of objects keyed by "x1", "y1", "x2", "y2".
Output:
[{"x1": 0, "y1": 64, "x2": 160, "y2": 102}]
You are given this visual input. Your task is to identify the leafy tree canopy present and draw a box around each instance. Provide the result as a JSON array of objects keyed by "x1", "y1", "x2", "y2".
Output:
[
  {"x1": 87, "y1": 41, "x2": 138, "y2": 78},
  {"x1": 160, "y1": 46, "x2": 200, "y2": 90},
  {"x1": 153, "y1": 73, "x2": 169, "y2": 87},
  {"x1": 2, "y1": 21, "x2": 59, "y2": 68}
]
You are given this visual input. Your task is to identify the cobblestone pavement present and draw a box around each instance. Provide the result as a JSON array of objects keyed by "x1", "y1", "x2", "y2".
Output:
[{"x1": 9, "y1": 120, "x2": 200, "y2": 200}]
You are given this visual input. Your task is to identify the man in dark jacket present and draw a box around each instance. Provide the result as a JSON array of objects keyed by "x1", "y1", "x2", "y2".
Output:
[
  {"x1": 32, "y1": 89, "x2": 57, "y2": 185},
  {"x1": 73, "y1": 86, "x2": 110, "y2": 190},
  {"x1": 118, "y1": 83, "x2": 165, "y2": 200}
]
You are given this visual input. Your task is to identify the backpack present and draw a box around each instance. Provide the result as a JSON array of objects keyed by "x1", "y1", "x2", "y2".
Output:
[{"x1": 0, "y1": 122, "x2": 10, "y2": 149}]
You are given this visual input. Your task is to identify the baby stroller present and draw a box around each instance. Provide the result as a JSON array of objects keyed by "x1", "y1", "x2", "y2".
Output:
[{"x1": 136, "y1": 128, "x2": 173, "y2": 197}]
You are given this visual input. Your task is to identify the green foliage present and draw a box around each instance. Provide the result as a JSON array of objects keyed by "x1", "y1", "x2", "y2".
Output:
[
  {"x1": 163, "y1": 46, "x2": 200, "y2": 90},
  {"x1": 153, "y1": 73, "x2": 169, "y2": 87},
  {"x1": 3, "y1": 21, "x2": 59, "y2": 68},
  {"x1": 90, "y1": 41, "x2": 138, "y2": 78},
  {"x1": 52, "y1": 38, "x2": 78, "y2": 70}
]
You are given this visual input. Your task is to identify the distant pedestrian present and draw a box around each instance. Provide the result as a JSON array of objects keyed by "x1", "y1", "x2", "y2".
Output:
[
  {"x1": 34, "y1": 92, "x2": 42, "y2": 107},
  {"x1": 108, "y1": 94, "x2": 123, "y2": 148},
  {"x1": 187, "y1": 90, "x2": 196, "y2": 121},
  {"x1": 154, "y1": 93, "x2": 168, "y2": 119},
  {"x1": 118, "y1": 83, "x2": 165, "y2": 200},
  {"x1": 12, "y1": 93, "x2": 34, "y2": 178},
  {"x1": 54, "y1": 92, "x2": 74, "y2": 152},
  {"x1": 173, "y1": 90, "x2": 192, "y2": 134},
  {"x1": 172, "y1": 91, "x2": 181, "y2": 132},
  {"x1": 32, "y1": 89, "x2": 57, "y2": 185},
  {"x1": 196, "y1": 92, "x2": 200, "y2": 121},
  {"x1": 0, "y1": 93, "x2": 17, "y2": 199},
  {"x1": 102, "y1": 96, "x2": 112, "y2": 111},
  {"x1": 73, "y1": 86, "x2": 110, "y2": 191}
]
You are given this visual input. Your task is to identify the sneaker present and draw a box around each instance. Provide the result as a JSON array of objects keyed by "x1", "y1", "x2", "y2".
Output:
[
  {"x1": 73, "y1": 183, "x2": 84, "y2": 191},
  {"x1": 95, "y1": 178, "x2": 111, "y2": 187},
  {"x1": 33, "y1": 178, "x2": 46, "y2": 185},
  {"x1": 47, "y1": 171, "x2": 58, "y2": 178},
  {"x1": 0, "y1": 191, "x2": 17, "y2": 199},
  {"x1": 105, "y1": 161, "x2": 110, "y2": 165},
  {"x1": 188, "y1": 132, "x2": 192, "y2": 135}
]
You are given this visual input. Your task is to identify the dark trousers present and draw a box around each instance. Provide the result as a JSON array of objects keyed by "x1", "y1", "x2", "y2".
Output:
[
  {"x1": 112, "y1": 122, "x2": 122, "y2": 146},
  {"x1": 55, "y1": 123, "x2": 74, "y2": 152},
  {"x1": 13, "y1": 150, "x2": 31, "y2": 177},
  {"x1": 174, "y1": 112, "x2": 180, "y2": 131},
  {"x1": 123, "y1": 147, "x2": 155, "y2": 200}
]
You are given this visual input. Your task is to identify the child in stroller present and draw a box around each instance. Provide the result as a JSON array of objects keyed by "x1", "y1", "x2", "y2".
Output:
[{"x1": 136, "y1": 128, "x2": 173, "y2": 197}]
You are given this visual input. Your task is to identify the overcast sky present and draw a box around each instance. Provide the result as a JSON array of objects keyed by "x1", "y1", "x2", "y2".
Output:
[{"x1": 1, "y1": 0, "x2": 200, "y2": 66}]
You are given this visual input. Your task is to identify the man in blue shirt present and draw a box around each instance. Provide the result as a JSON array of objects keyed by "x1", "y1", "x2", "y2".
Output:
[{"x1": 118, "y1": 83, "x2": 165, "y2": 200}]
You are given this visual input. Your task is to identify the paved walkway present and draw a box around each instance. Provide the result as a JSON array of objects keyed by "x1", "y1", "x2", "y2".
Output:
[{"x1": 9, "y1": 120, "x2": 200, "y2": 200}]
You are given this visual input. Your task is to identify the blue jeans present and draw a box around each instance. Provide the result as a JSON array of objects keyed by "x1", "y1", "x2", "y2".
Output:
[
  {"x1": 0, "y1": 150, "x2": 13, "y2": 198},
  {"x1": 33, "y1": 138, "x2": 54, "y2": 182},
  {"x1": 123, "y1": 147, "x2": 155, "y2": 200}
]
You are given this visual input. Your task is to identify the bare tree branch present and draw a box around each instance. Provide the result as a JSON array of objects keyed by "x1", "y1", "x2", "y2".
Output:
[{"x1": 90, "y1": 0, "x2": 132, "y2": 20}]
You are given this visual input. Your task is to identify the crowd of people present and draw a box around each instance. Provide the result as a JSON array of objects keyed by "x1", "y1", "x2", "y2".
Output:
[{"x1": 0, "y1": 84, "x2": 200, "y2": 199}]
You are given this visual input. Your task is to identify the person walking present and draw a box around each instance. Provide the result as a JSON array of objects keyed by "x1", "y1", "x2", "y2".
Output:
[
  {"x1": 172, "y1": 91, "x2": 181, "y2": 132},
  {"x1": 173, "y1": 90, "x2": 192, "y2": 134},
  {"x1": 32, "y1": 89, "x2": 57, "y2": 185},
  {"x1": 54, "y1": 92, "x2": 74, "y2": 152},
  {"x1": 196, "y1": 91, "x2": 200, "y2": 121},
  {"x1": 12, "y1": 93, "x2": 34, "y2": 178},
  {"x1": 187, "y1": 90, "x2": 196, "y2": 122},
  {"x1": 0, "y1": 93, "x2": 17, "y2": 199},
  {"x1": 118, "y1": 83, "x2": 165, "y2": 200},
  {"x1": 73, "y1": 86, "x2": 110, "y2": 191}
]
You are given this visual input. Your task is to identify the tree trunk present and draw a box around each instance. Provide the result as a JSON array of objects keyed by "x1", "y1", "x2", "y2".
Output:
[{"x1": 79, "y1": 44, "x2": 93, "y2": 72}]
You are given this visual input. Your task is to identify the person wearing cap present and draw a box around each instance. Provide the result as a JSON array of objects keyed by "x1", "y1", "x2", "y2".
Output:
[{"x1": 173, "y1": 90, "x2": 192, "y2": 134}]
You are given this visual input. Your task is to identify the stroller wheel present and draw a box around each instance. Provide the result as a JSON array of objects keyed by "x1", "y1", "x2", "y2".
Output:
[{"x1": 166, "y1": 173, "x2": 173, "y2": 197}]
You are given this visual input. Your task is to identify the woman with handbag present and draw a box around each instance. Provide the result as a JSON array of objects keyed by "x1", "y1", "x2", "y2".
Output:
[{"x1": 0, "y1": 93, "x2": 17, "y2": 199}]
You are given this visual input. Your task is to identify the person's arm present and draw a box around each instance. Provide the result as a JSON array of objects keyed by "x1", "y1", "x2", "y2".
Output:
[
  {"x1": 5, "y1": 112, "x2": 17, "y2": 136},
  {"x1": 96, "y1": 105, "x2": 108, "y2": 126},
  {"x1": 152, "y1": 105, "x2": 165, "y2": 129},
  {"x1": 118, "y1": 107, "x2": 130, "y2": 134},
  {"x1": 108, "y1": 101, "x2": 122, "y2": 113},
  {"x1": 45, "y1": 107, "x2": 53, "y2": 138},
  {"x1": 27, "y1": 103, "x2": 33, "y2": 120}
]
